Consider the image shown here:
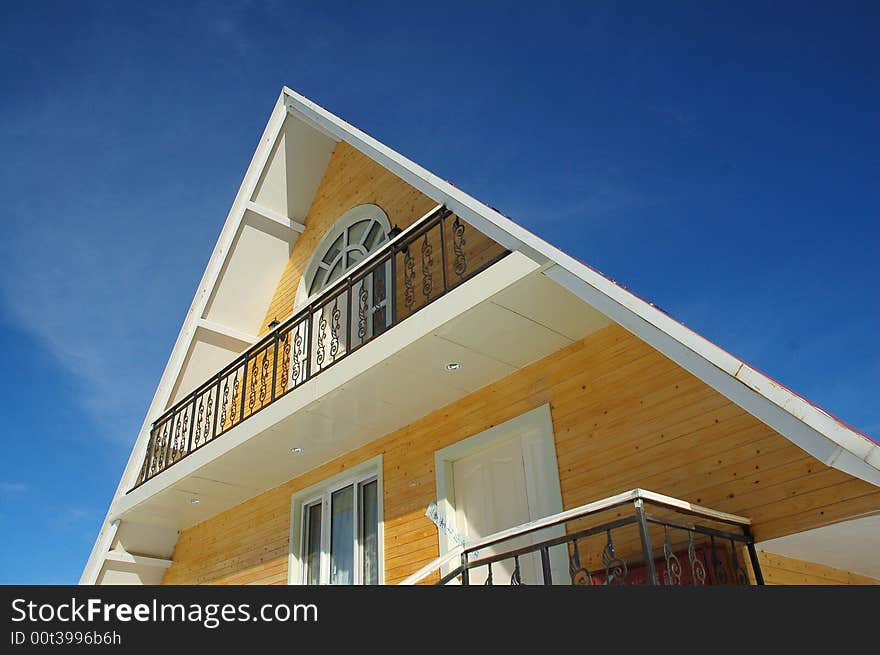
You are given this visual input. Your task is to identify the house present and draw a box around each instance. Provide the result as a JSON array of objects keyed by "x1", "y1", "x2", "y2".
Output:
[{"x1": 81, "y1": 87, "x2": 880, "y2": 586}]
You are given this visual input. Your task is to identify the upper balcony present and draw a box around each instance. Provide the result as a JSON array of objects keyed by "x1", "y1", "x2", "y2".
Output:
[
  {"x1": 115, "y1": 200, "x2": 614, "y2": 550},
  {"x1": 132, "y1": 205, "x2": 510, "y2": 490}
]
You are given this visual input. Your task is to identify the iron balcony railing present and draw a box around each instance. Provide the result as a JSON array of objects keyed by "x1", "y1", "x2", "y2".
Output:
[
  {"x1": 133, "y1": 205, "x2": 509, "y2": 490},
  {"x1": 400, "y1": 489, "x2": 764, "y2": 586}
]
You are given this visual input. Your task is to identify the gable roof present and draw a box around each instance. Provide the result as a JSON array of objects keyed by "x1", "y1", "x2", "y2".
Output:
[{"x1": 81, "y1": 86, "x2": 879, "y2": 584}]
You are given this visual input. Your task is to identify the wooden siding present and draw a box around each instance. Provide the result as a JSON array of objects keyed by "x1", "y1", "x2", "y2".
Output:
[
  {"x1": 754, "y1": 550, "x2": 878, "y2": 585},
  {"x1": 162, "y1": 323, "x2": 880, "y2": 585},
  {"x1": 258, "y1": 142, "x2": 437, "y2": 336}
]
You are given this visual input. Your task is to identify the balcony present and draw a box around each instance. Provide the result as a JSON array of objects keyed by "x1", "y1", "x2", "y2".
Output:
[
  {"x1": 133, "y1": 206, "x2": 510, "y2": 490},
  {"x1": 401, "y1": 489, "x2": 764, "y2": 586}
]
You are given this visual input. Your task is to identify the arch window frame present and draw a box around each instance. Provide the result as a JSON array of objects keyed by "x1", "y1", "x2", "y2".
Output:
[{"x1": 295, "y1": 204, "x2": 392, "y2": 310}]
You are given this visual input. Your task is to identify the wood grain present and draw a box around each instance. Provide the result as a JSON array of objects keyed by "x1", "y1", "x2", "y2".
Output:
[{"x1": 162, "y1": 322, "x2": 880, "y2": 585}]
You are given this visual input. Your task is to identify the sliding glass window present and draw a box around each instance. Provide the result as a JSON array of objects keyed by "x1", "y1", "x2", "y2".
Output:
[{"x1": 300, "y1": 472, "x2": 380, "y2": 585}]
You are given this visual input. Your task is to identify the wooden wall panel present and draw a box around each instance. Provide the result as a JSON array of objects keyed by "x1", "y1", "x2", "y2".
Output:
[
  {"x1": 755, "y1": 551, "x2": 878, "y2": 585},
  {"x1": 162, "y1": 323, "x2": 880, "y2": 585},
  {"x1": 258, "y1": 142, "x2": 436, "y2": 335}
]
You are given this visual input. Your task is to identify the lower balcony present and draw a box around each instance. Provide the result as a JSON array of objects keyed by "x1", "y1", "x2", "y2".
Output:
[{"x1": 402, "y1": 489, "x2": 763, "y2": 586}]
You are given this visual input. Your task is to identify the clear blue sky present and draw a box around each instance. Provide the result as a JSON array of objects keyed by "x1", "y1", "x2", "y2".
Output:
[{"x1": 0, "y1": 2, "x2": 877, "y2": 584}]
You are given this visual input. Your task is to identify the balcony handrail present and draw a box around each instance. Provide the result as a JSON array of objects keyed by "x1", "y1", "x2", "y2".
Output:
[
  {"x1": 132, "y1": 203, "x2": 511, "y2": 490},
  {"x1": 288, "y1": 203, "x2": 445, "y2": 319},
  {"x1": 398, "y1": 489, "x2": 752, "y2": 585},
  {"x1": 152, "y1": 203, "x2": 448, "y2": 427}
]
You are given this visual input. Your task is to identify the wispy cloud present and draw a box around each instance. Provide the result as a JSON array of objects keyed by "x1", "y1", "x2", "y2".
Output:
[{"x1": 0, "y1": 79, "x2": 204, "y2": 445}]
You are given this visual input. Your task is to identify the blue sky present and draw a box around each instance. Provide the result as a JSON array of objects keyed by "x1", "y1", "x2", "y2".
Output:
[{"x1": 0, "y1": 2, "x2": 877, "y2": 584}]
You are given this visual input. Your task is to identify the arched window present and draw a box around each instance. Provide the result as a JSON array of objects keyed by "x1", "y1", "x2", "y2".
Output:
[{"x1": 300, "y1": 205, "x2": 392, "y2": 302}]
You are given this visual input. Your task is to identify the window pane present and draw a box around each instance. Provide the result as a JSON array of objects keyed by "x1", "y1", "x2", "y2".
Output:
[
  {"x1": 322, "y1": 234, "x2": 344, "y2": 265},
  {"x1": 326, "y1": 258, "x2": 344, "y2": 286},
  {"x1": 346, "y1": 247, "x2": 365, "y2": 268},
  {"x1": 348, "y1": 219, "x2": 370, "y2": 245},
  {"x1": 360, "y1": 480, "x2": 379, "y2": 585},
  {"x1": 364, "y1": 221, "x2": 383, "y2": 250},
  {"x1": 308, "y1": 267, "x2": 326, "y2": 296},
  {"x1": 330, "y1": 486, "x2": 354, "y2": 584},
  {"x1": 304, "y1": 503, "x2": 322, "y2": 585}
]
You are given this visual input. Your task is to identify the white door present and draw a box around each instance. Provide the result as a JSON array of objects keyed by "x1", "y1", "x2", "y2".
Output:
[{"x1": 452, "y1": 437, "x2": 538, "y2": 584}]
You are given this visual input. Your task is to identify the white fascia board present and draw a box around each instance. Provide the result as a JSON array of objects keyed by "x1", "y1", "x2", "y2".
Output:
[
  {"x1": 79, "y1": 519, "x2": 119, "y2": 585},
  {"x1": 81, "y1": 92, "x2": 292, "y2": 584},
  {"x1": 279, "y1": 86, "x2": 880, "y2": 486}
]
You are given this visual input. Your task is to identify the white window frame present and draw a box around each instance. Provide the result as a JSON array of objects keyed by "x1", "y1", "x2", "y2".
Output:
[
  {"x1": 288, "y1": 455, "x2": 384, "y2": 585},
  {"x1": 294, "y1": 204, "x2": 391, "y2": 311}
]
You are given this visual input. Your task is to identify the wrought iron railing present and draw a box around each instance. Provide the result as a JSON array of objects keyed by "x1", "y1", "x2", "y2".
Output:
[
  {"x1": 400, "y1": 489, "x2": 764, "y2": 586},
  {"x1": 133, "y1": 205, "x2": 509, "y2": 489}
]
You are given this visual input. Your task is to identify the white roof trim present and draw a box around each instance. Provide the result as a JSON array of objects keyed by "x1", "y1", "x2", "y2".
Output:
[{"x1": 280, "y1": 85, "x2": 880, "y2": 487}]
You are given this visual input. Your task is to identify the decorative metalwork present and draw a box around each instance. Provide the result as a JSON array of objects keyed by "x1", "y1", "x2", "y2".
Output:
[
  {"x1": 181, "y1": 409, "x2": 190, "y2": 454},
  {"x1": 511, "y1": 556, "x2": 525, "y2": 585},
  {"x1": 171, "y1": 413, "x2": 183, "y2": 463},
  {"x1": 687, "y1": 531, "x2": 707, "y2": 585},
  {"x1": 148, "y1": 429, "x2": 157, "y2": 476},
  {"x1": 451, "y1": 215, "x2": 467, "y2": 278},
  {"x1": 220, "y1": 378, "x2": 230, "y2": 432},
  {"x1": 484, "y1": 563, "x2": 493, "y2": 586},
  {"x1": 602, "y1": 530, "x2": 627, "y2": 585},
  {"x1": 709, "y1": 535, "x2": 727, "y2": 584},
  {"x1": 290, "y1": 329, "x2": 301, "y2": 385},
  {"x1": 663, "y1": 526, "x2": 683, "y2": 585},
  {"x1": 228, "y1": 371, "x2": 240, "y2": 427},
  {"x1": 205, "y1": 391, "x2": 214, "y2": 442},
  {"x1": 730, "y1": 538, "x2": 749, "y2": 585},
  {"x1": 421, "y1": 233, "x2": 434, "y2": 300},
  {"x1": 194, "y1": 396, "x2": 204, "y2": 447},
  {"x1": 248, "y1": 359, "x2": 258, "y2": 413},
  {"x1": 403, "y1": 245, "x2": 415, "y2": 310},
  {"x1": 373, "y1": 265, "x2": 387, "y2": 334},
  {"x1": 279, "y1": 333, "x2": 291, "y2": 393},
  {"x1": 568, "y1": 539, "x2": 593, "y2": 585},
  {"x1": 259, "y1": 351, "x2": 270, "y2": 405},
  {"x1": 151, "y1": 423, "x2": 166, "y2": 475},
  {"x1": 161, "y1": 422, "x2": 170, "y2": 469},
  {"x1": 330, "y1": 298, "x2": 341, "y2": 358},
  {"x1": 357, "y1": 280, "x2": 368, "y2": 339},
  {"x1": 133, "y1": 205, "x2": 513, "y2": 488},
  {"x1": 316, "y1": 312, "x2": 327, "y2": 368}
]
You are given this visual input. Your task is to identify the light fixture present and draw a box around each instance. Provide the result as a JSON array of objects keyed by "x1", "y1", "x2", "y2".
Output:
[
  {"x1": 387, "y1": 224, "x2": 402, "y2": 239},
  {"x1": 268, "y1": 317, "x2": 280, "y2": 330},
  {"x1": 290, "y1": 446, "x2": 304, "y2": 454},
  {"x1": 446, "y1": 362, "x2": 461, "y2": 371},
  {"x1": 189, "y1": 498, "x2": 200, "y2": 505}
]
